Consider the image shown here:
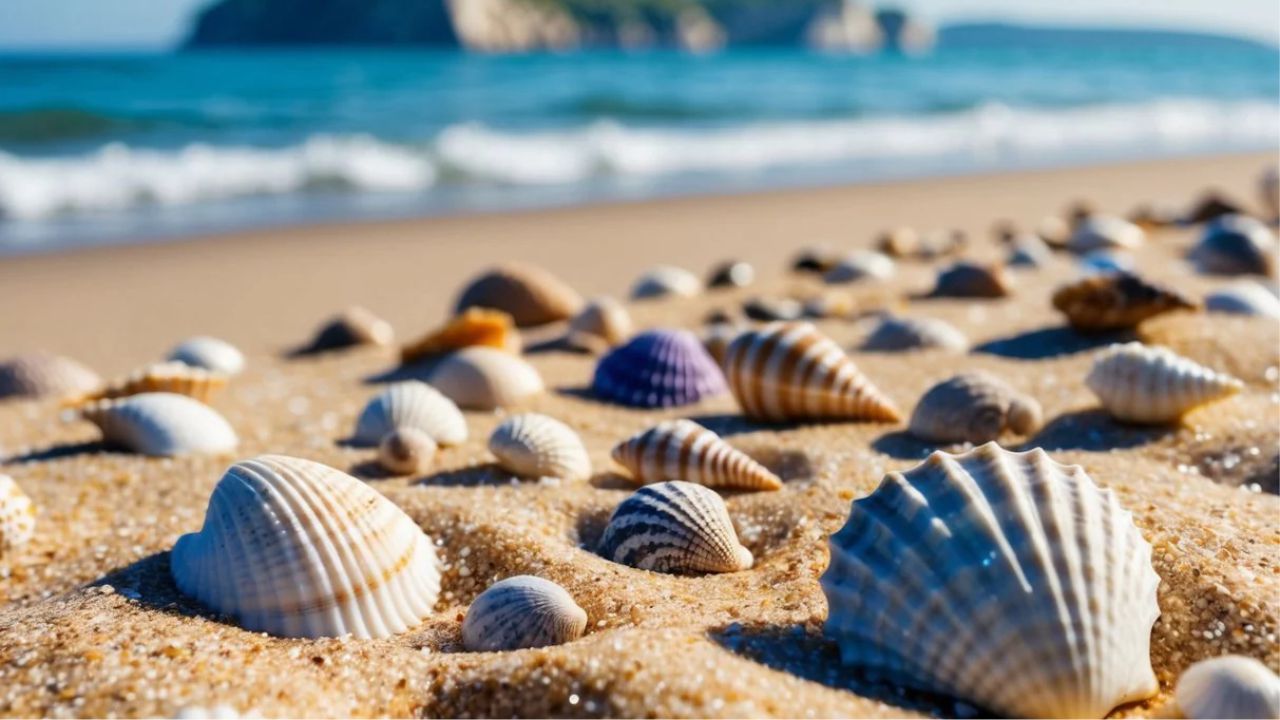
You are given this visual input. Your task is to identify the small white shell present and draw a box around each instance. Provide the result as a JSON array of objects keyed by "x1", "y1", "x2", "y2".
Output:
[
  {"x1": 426, "y1": 347, "x2": 545, "y2": 411},
  {"x1": 598, "y1": 481, "x2": 753, "y2": 575},
  {"x1": 1205, "y1": 281, "x2": 1280, "y2": 319},
  {"x1": 0, "y1": 352, "x2": 101, "y2": 401},
  {"x1": 461, "y1": 575, "x2": 588, "y2": 652},
  {"x1": 630, "y1": 266, "x2": 701, "y2": 300},
  {"x1": 1086, "y1": 342, "x2": 1243, "y2": 424},
  {"x1": 1068, "y1": 215, "x2": 1145, "y2": 254},
  {"x1": 823, "y1": 251, "x2": 895, "y2": 284},
  {"x1": 567, "y1": 296, "x2": 633, "y2": 348},
  {"x1": 352, "y1": 381, "x2": 467, "y2": 447},
  {"x1": 488, "y1": 413, "x2": 591, "y2": 481},
  {"x1": 168, "y1": 337, "x2": 245, "y2": 376},
  {"x1": 861, "y1": 315, "x2": 969, "y2": 353},
  {"x1": 1175, "y1": 655, "x2": 1280, "y2": 720},
  {"x1": 1190, "y1": 214, "x2": 1277, "y2": 276},
  {"x1": 378, "y1": 427, "x2": 437, "y2": 476},
  {"x1": 79, "y1": 393, "x2": 238, "y2": 456},
  {"x1": 611, "y1": 419, "x2": 782, "y2": 491},
  {"x1": 0, "y1": 474, "x2": 36, "y2": 553},
  {"x1": 908, "y1": 372, "x2": 1042, "y2": 444}
]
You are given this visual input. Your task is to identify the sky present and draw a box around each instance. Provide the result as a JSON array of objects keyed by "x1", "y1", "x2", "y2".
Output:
[{"x1": 0, "y1": 0, "x2": 1276, "y2": 50}]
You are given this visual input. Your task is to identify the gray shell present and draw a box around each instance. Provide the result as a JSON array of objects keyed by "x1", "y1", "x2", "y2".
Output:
[
  {"x1": 0, "y1": 352, "x2": 101, "y2": 401},
  {"x1": 1175, "y1": 655, "x2": 1280, "y2": 720},
  {"x1": 1068, "y1": 215, "x2": 1145, "y2": 254},
  {"x1": 1204, "y1": 281, "x2": 1280, "y2": 319},
  {"x1": 861, "y1": 315, "x2": 969, "y2": 353},
  {"x1": 352, "y1": 381, "x2": 467, "y2": 447},
  {"x1": 167, "y1": 337, "x2": 245, "y2": 376},
  {"x1": 461, "y1": 575, "x2": 588, "y2": 652},
  {"x1": 597, "y1": 481, "x2": 753, "y2": 575},
  {"x1": 79, "y1": 392, "x2": 238, "y2": 456},
  {"x1": 1190, "y1": 214, "x2": 1277, "y2": 276},
  {"x1": 908, "y1": 372, "x2": 1042, "y2": 444}
]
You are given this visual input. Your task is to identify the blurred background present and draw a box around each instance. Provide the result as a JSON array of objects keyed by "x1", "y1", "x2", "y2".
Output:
[{"x1": 0, "y1": 0, "x2": 1276, "y2": 252}]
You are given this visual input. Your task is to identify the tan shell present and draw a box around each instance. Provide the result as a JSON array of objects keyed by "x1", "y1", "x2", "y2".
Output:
[
  {"x1": 301, "y1": 306, "x2": 395, "y2": 353},
  {"x1": 454, "y1": 263, "x2": 583, "y2": 327},
  {"x1": 630, "y1": 266, "x2": 701, "y2": 300},
  {"x1": 0, "y1": 474, "x2": 36, "y2": 553},
  {"x1": 79, "y1": 392, "x2": 238, "y2": 456},
  {"x1": 908, "y1": 371, "x2": 1042, "y2": 443},
  {"x1": 930, "y1": 261, "x2": 1012, "y2": 298},
  {"x1": 426, "y1": 347, "x2": 544, "y2": 411},
  {"x1": 0, "y1": 352, "x2": 101, "y2": 401},
  {"x1": 461, "y1": 576, "x2": 587, "y2": 652},
  {"x1": 1086, "y1": 342, "x2": 1243, "y2": 424},
  {"x1": 1175, "y1": 655, "x2": 1280, "y2": 720},
  {"x1": 598, "y1": 481, "x2": 753, "y2": 575},
  {"x1": 860, "y1": 315, "x2": 969, "y2": 353},
  {"x1": 167, "y1": 337, "x2": 245, "y2": 376},
  {"x1": 1068, "y1": 215, "x2": 1145, "y2": 254},
  {"x1": 488, "y1": 413, "x2": 591, "y2": 481},
  {"x1": 70, "y1": 362, "x2": 227, "y2": 406},
  {"x1": 566, "y1": 296, "x2": 632, "y2": 349},
  {"x1": 377, "y1": 427, "x2": 437, "y2": 476},
  {"x1": 612, "y1": 419, "x2": 782, "y2": 491},
  {"x1": 401, "y1": 308, "x2": 522, "y2": 365},
  {"x1": 1052, "y1": 272, "x2": 1197, "y2": 331}
]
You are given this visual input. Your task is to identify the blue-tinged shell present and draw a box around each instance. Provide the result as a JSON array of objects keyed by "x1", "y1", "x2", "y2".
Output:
[{"x1": 591, "y1": 329, "x2": 726, "y2": 408}]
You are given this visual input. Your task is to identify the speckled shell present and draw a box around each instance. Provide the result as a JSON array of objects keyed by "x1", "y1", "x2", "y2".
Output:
[
  {"x1": 706, "y1": 260, "x2": 755, "y2": 289},
  {"x1": 1175, "y1": 655, "x2": 1280, "y2": 720},
  {"x1": 79, "y1": 393, "x2": 238, "y2": 457},
  {"x1": 598, "y1": 481, "x2": 753, "y2": 575},
  {"x1": 860, "y1": 315, "x2": 969, "y2": 353},
  {"x1": 171, "y1": 455, "x2": 441, "y2": 639},
  {"x1": 1205, "y1": 281, "x2": 1280, "y2": 319},
  {"x1": 454, "y1": 263, "x2": 583, "y2": 327},
  {"x1": 461, "y1": 575, "x2": 588, "y2": 652},
  {"x1": 821, "y1": 443, "x2": 1160, "y2": 718},
  {"x1": 567, "y1": 296, "x2": 633, "y2": 348},
  {"x1": 592, "y1": 330, "x2": 726, "y2": 409},
  {"x1": 743, "y1": 296, "x2": 803, "y2": 322},
  {"x1": 1190, "y1": 214, "x2": 1277, "y2": 276},
  {"x1": 630, "y1": 266, "x2": 702, "y2": 300},
  {"x1": 1085, "y1": 342, "x2": 1243, "y2": 424},
  {"x1": 301, "y1": 306, "x2": 394, "y2": 354},
  {"x1": 488, "y1": 413, "x2": 591, "y2": 482},
  {"x1": 0, "y1": 474, "x2": 36, "y2": 553},
  {"x1": 908, "y1": 372, "x2": 1042, "y2": 444},
  {"x1": 1068, "y1": 215, "x2": 1145, "y2": 254},
  {"x1": 931, "y1": 261, "x2": 1012, "y2": 298},
  {"x1": 400, "y1": 308, "x2": 521, "y2": 365},
  {"x1": 0, "y1": 352, "x2": 100, "y2": 401},
  {"x1": 377, "y1": 427, "x2": 437, "y2": 476},
  {"x1": 352, "y1": 381, "x2": 468, "y2": 447},
  {"x1": 823, "y1": 251, "x2": 895, "y2": 284},
  {"x1": 1052, "y1": 272, "x2": 1197, "y2": 332},
  {"x1": 167, "y1": 337, "x2": 245, "y2": 376},
  {"x1": 724, "y1": 322, "x2": 901, "y2": 422},
  {"x1": 612, "y1": 419, "x2": 782, "y2": 491},
  {"x1": 73, "y1": 362, "x2": 227, "y2": 405},
  {"x1": 426, "y1": 347, "x2": 545, "y2": 411}
]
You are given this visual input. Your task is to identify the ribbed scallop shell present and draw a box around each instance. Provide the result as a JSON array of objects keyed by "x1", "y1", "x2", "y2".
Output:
[
  {"x1": 1190, "y1": 214, "x2": 1277, "y2": 276},
  {"x1": 1052, "y1": 272, "x2": 1197, "y2": 331},
  {"x1": 931, "y1": 261, "x2": 1012, "y2": 298},
  {"x1": 377, "y1": 427, "x2": 437, "y2": 476},
  {"x1": 630, "y1": 266, "x2": 701, "y2": 300},
  {"x1": 611, "y1": 419, "x2": 782, "y2": 491},
  {"x1": 454, "y1": 263, "x2": 583, "y2": 327},
  {"x1": 426, "y1": 347, "x2": 545, "y2": 411},
  {"x1": 860, "y1": 315, "x2": 969, "y2": 353},
  {"x1": 0, "y1": 352, "x2": 101, "y2": 401},
  {"x1": 591, "y1": 330, "x2": 727, "y2": 409},
  {"x1": 352, "y1": 381, "x2": 468, "y2": 447},
  {"x1": 171, "y1": 455, "x2": 441, "y2": 639},
  {"x1": 1085, "y1": 342, "x2": 1243, "y2": 424},
  {"x1": 1205, "y1": 281, "x2": 1280, "y2": 319},
  {"x1": 908, "y1": 372, "x2": 1042, "y2": 444},
  {"x1": 168, "y1": 337, "x2": 245, "y2": 376},
  {"x1": 73, "y1": 362, "x2": 227, "y2": 405},
  {"x1": 724, "y1": 322, "x2": 900, "y2": 422},
  {"x1": 597, "y1": 481, "x2": 753, "y2": 575},
  {"x1": 821, "y1": 443, "x2": 1160, "y2": 718},
  {"x1": 400, "y1": 308, "x2": 521, "y2": 365},
  {"x1": 0, "y1": 474, "x2": 36, "y2": 553},
  {"x1": 79, "y1": 393, "x2": 238, "y2": 456},
  {"x1": 823, "y1": 251, "x2": 895, "y2": 284},
  {"x1": 1175, "y1": 655, "x2": 1280, "y2": 720},
  {"x1": 706, "y1": 260, "x2": 755, "y2": 289},
  {"x1": 300, "y1": 306, "x2": 394, "y2": 354},
  {"x1": 488, "y1": 413, "x2": 591, "y2": 481},
  {"x1": 461, "y1": 575, "x2": 588, "y2": 652},
  {"x1": 1068, "y1": 215, "x2": 1145, "y2": 254},
  {"x1": 567, "y1": 296, "x2": 633, "y2": 348}
]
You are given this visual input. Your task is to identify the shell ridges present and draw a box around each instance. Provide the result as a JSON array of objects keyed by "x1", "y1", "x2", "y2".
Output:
[
  {"x1": 611, "y1": 419, "x2": 782, "y2": 491},
  {"x1": 598, "y1": 481, "x2": 752, "y2": 575},
  {"x1": 1085, "y1": 342, "x2": 1243, "y2": 424},
  {"x1": 79, "y1": 393, "x2": 238, "y2": 457},
  {"x1": 352, "y1": 381, "x2": 468, "y2": 447},
  {"x1": 461, "y1": 575, "x2": 588, "y2": 652},
  {"x1": 489, "y1": 413, "x2": 592, "y2": 481},
  {"x1": 592, "y1": 330, "x2": 726, "y2": 409}
]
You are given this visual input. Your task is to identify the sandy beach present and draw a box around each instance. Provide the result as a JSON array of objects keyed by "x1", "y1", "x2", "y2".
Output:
[{"x1": 0, "y1": 152, "x2": 1277, "y2": 718}]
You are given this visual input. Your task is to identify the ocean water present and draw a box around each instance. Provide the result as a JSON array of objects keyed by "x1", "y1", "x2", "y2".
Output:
[{"x1": 0, "y1": 35, "x2": 1277, "y2": 252}]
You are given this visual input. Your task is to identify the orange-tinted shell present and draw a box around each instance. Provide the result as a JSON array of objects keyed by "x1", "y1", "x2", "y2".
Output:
[
  {"x1": 454, "y1": 263, "x2": 583, "y2": 327},
  {"x1": 1052, "y1": 272, "x2": 1196, "y2": 332},
  {"x1": 70, "y1": 362, "x2": 228, "y2": 406},
  {"x1": 401, "y1": 308, "x2": 522, "y2": 365}
]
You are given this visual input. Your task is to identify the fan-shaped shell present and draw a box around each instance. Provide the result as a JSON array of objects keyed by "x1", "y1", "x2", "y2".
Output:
[
  {"x1": 72, "y1": 362, "x2": 227, "y2": 406},
  {"x1": 168, "y1": 337, "x2": 245, "y2": 376},
  {"x1": 79, "y1": 393, "x2": 238, "y2": 456},
  {"x1": 930, "y1": 261, "x2": 1012, "y2": 298},
  {"x1": 592, "y1": 330, "x2": 726, "y2": 409},
  {"x1": 377, "y1": 427, "x2": 436, "y2": 476},
  {"x1": 860, "y1": 315, "x2": 968, "y2": 353},
  {"x1": 1052, "y1": 272, "x2": 1197, "y2": 331},
  {"x1": 566, "y1": 296, "x2": 632, "y2": 349},
  {"x1": 823, "y1": 251, "x2": 895, "y2": 284},
  {"x1": 489, "y1": 413, "x2": 591, "y2": 481},
  {"x1": 1175, "y1": 655, "x2": 1280, "y2": 720},
  {"x1": 821, "y1": 443, "x2": 1160, "y2": 718},
  {"x1": 1068, "y1": 215, "x2": 1145, "y2": 254},
  {"x1": 612, "y1": 419, "x2": 782, "y2": 491},
  {"x1": 400, "y1": 308, "x2": 521, "y2": 365},
  {"x1": 1190, "y1": 214, "x2": 1277, "y2": 276},
  {"x1": 300, "y1": 306, "x2": 394, "y2": 354},
  {"x1": 743, "y1": 296, "x2": 803, "y2": 322},
  {"x1": 426, "y1": 347, "x2": 544, "y2": 411},
  {"x1": 1205, "y1": 281, "x2": 1280, "y2": 319},
  {"x1": 454, "y1": 263, "x2": 583, "y2": 327},
  {"x1": 630, "y1": 266, "x2": 701, "y2": 300},
  {"x1": 706, "y1": 260, "x2": 755, "y2": 289},
  {"x1": 598, "y1": 481, "x2": 753, "y2": 575},
  {"x1": 170, "y1": 455, "x2": 440, "y2": 639},
  {"x1": 462, "y1": 575, "x2": 588, "y2": 652},
  {"x1": 352, "y1": 381, "x2": 468, "y2": 447},
  {"x1": 1085, "y1": 342, "x2": 1243, "y2": 424},
  {"x1": 0, "y1": 352, "x2": 100, "y2": 401},
  {"x1": 0, "y1": 474, "x2": 36, "y2": 553},
  {"x1": 908, "y1": 372, "x2": 1042, "y2": 444},
  {"x1": 724, "y1": 322, "x2": 901, "y2": 422}
]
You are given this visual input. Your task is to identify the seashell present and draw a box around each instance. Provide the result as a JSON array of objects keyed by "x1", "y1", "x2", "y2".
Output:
[
  {"x1": 592, "y1": 330, "x2": 726, "y2": 409},
  {"x1": 875, "y1": 226, "x2": 920, "y2": 259},
  {"x1": 706, "y1": 260, "x2": 755, "y2": 289},
  {"x1": 0, "y1": 474, "x2": 36, "y2": 553},
  {"x1": 724, "y1": 321, "x2": 900, "y2": 422},
  {"x1": 1037, "y1": 214, "x2": 1071, "y2": 249},
  {"x1": 79, "y1": 393, "x2": 237, "y2": 456},
  {"x1": 930, "y1": 261, "x2": 1011, "y2": 298},
  {"x1": 790, "y1": 246, "x2": 836, "y2": 273},
  {"x1": 1175, "y1": 655, "x2": 1280, "y2": 720},
  {"x1": 488, "y1": 413, "x2": 591, "y2": 481},
  {"x1": 426, "y1": 347, "x2": 544, "y2": 411},
  {"x1": 299, "y1": 306, "x2": 394, "y2": 354},
  {"x1": 1205, "y1": 281, "x2": 1280, "y2": 319},
  {"x1": 742, "y1": 296, "x2": 803, "y2": 322},
  {"x1": 1182, "y1": 192, "x2": 1244, "y2": 225},
  {"x1": 860, "y1": 315, "x2": 968, "y2": 353},
  {"x1": 72, "y1": 362, "x2": 227, "y2": 406},
  {"x1": 630, "y1": 265, "x2": 701, "y2": 301},
  {"x1": 1078, "y1": 249, "x2": 1133, "y2": 275},
  {"x1": 171, "y1": 455, "x2": 440, "y2": 638},
  {"x1": 1068, "y1": 215, "x2": 1144, "y2": 254},
  {"x1": 168, "y1": 337, "x2": 245, "y2": 376},
  {"x1": 1189, "y1": 214, "x2": 1277, "y2": 276},
  {"x1": 454, "y1": 263, "x2": 583, "y2": 328},
  {"x1": 611, "y1": 419, "x2": 782, "y2": 491},
  {"x1": 1128, "y1": 202, "x2": 1180, "y2": 230},
  {"x1": 377, "y1": 427, "x2": 436, "y2": 476},
  {"x1": 352, "y1": 381, "x2": 467, "y2": 447},
  {"x1": 1086, "y1": 342, "x2": 1243, "y2": 424},
  {"x1": 566, "y1": 296, "x2": 632, "y2": 350},
  {"x1": 461, "y1": 575, "x2": 587, "y2": 652},
  {"x1": 907, "y1": 371, "x2": 1042, "y2": 444},
  {"x1": 915, "y1": 229, "x2": 967, "y2": 260},
  {"x1": 1052, "y1": 272, "x2": 1197, "y2": 332},
  {"x1": 802, "y1": 292, "x2": 856, "y2": 320},
  {"x1": 0, "y1": 352, "x2": 101, "y2": 401},
  {"x1": 823, "y1": 251, "x2": 894, "y2": 284},
  {"x1": 598, "y1": 481, "x2": 753, "y2": 574},
  {"x1": 1005, "y1": 234, "x2": 1051, "y2": 268},
  {"x1": 702, "y1": 322, "x2": 741, "y2": 366},
  {"x1": 821, "y1": 443, "x2": 1160, "y2": 718},
  {"x1": 1262, "y1": 166, "x2": 1280, "y2": 220},
  {"x1": 400, "y1": 308, "x2": 521, "y2": 365}
]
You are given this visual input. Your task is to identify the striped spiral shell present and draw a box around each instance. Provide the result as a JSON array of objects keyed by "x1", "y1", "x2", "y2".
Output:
[
  {"x1": 0, "y1": 352, "x2": 101, "y2": 401},
  {"x1": 79, "y1": 393, "x2": 238, "y2": 457},
  {"x1": 0, "y1": 474, "x2": 36, "y2": 553},
  {"x1": 352, "y1": 381, "x2": 467, "y2": 447},
  {"x1": 426, "y1": 347, "x2": 545, "y2": 411},
  {"x1": 461, "y1": 575, "x2": 588, "y2": 652},
  {"x1": 908, "y1": 371, "x2": 1042, "y2": 444},
  {"x1": 488, "y1": 413, "x2": 591, "y2": 482},
  {"x1": 1052, "y1": 272, "x2": 1197, "y2": 332},
  {"x1": 454, "y1": 263, "x2": 583, "y2": 327},
  {"x1": 860, "y1": 315, "x2": 969, "y2": 353},
  {"x1": 300, "y1": 305, "x2": 394, "y2": 354},
  {"x1": 377, "y1": 427, "x2": 437, "y2": 476},
  {"x1": 1175, "y1": 655, "x2": 1280, "y2": 720},
  {"x1": 167, "y1": 336, "x2": 245, "y2": 376},
  {"x1": 630, "y1": 265, "x2": 701, "y2": 300},
  {"x1": 400, "y1": 308, "x2": 521, "y2": 365},
  {"x1": 611, "y1": 419, "x2": 782, "y2": 491},
  {"x1": 72, "y1": 361, "x2": 227, "y2": 406},
  {"x1": 598, "y1": 481, "x2": 753, "y2": 575},
  {"x1": 1085, "y1": 342, "x2": 1243, "y2": 424}
]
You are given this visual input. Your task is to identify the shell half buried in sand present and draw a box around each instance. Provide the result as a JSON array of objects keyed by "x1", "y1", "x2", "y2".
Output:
[
  {"x1": 630, "y1": 265, "x2": 702, "y2": 301},
  {"x1": 461, "y1": 575, "x2": 588, "y2": 653},
  {"x1": 1085, "y1": 342, "x2": 1243, "y2": 424},
  {"x1": 860, "y1": 315, "x2": 969, "y2": 353},
  {"x1": 908, "y1": 371, "x2": 1042, "y2": 444},
  {"x1": 1052, "y1": 271, "x2": 1197, "y2": 331},
  {"x1": 0, "y1": 474, "x2": 36, "y2": 553},
  {"x1": 591, "y1": 329, "x2": 727, "y2": 409},
  {"x1": 1175, "y1": 655, "x2": 1280, "y2": 720},
  {"x1": 400, "y1": 308, "x2": 521, "y2": 365},
  {"x1": 426, "y1": 347, "x2": 545, "y2": 411},
  {"x1": 598, "y1": 481, "x2": 753, "y2": 575},
  {"x1": 170, "y1": 455, "x2": 441, "y2": 639},
  {"x1": 167, "y1": 336, "x2": 245, "y2": 376},
  {"x1": 79, "y1": 392, "x2": 238, "y2": 457},
  {"x1": 351, "y1": 380, "x2": 468, "y2": 447},
  {"x1": 70, "y1": 361, "x2": 228, "y2": 406},
  {"x1": 299, "y1": 305, "x2": 395, "y2": 354},
  {"x1": 454, "y1": 263, "x2": 583, "y2": 327},
  {"x1": 929, "y1": 260, "x2": 1012, "y2": 298},
  {"x1": 821, "y1": 443, "x2": 1160, "y2": 718},
  {"x1": 611, "y1": 419, "x2": 782, "y2": 491},
  {"x1": 1067, "y1": 215, "x2": 1146, "y2": 254},
  {"x1": 488, "y1": 413, "x2": 592, "y2": 482},
  {"x1": 0, "y1": 352, "x2": 101, "y2": 401}
]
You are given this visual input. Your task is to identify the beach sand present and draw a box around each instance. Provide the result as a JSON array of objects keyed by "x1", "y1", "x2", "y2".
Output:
[{"x1": 0, "y1": 153, "x2": 1277, "y2": 718}]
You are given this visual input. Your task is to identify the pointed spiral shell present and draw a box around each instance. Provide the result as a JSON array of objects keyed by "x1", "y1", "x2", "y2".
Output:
[
  {"x1": 488, "y1": 413, "x2": 591, "y2": 482},
  {"x1": 461, "y1": 576, "x2": 588, "y2": 652},
  {"x1": 79, "y1": 393, "x2": 238, "y2": 457},
  {"x1": 1052, "y1": 272, "x2": 1197, "y2": 332},
  {"x1": 1085, "y1": 342, "x2": 1243, "y2": 424},
  {"x1": 598, "y1": 481, "x2": 753, "y2": 575},
  {"x1": 611, "y1": 419, "x2": 782, "y2": 491}
]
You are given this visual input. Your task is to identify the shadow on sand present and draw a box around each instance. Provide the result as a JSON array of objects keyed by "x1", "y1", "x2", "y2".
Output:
[
  {"x1": 5, "y1": 441, "x2": 115, "y2": 464},
  {"x1": 1021, "y1": 409, "x2": 1178, "y2": 451},
  {"x1": 973, "y1": 326, "x2": 1134, "y2": 360},
  {"x1": 89, "y1": 552, "x2": 221, "y2": 622}
]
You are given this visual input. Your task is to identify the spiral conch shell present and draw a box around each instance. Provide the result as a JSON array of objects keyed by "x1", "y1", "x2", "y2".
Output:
[
  {"x1": 908, "y1": 372, "x2": 1042, "y2": 444},
  {"x1": 462, "y1": 576, "x2": 588, "y2": 652},
  {"x1": 454, "y1": 263, "x2": 583, "y2": 327},
  {"x1": 400, "y1": 308, "x2": 521, "y2": 365},
  {"x1": 0, "y1": 352, "x2": 101, "y2": 401},
  {"x1": 1085, "y1": 342, "x2": 1243, "y2": 424},
  {"x1": 1052, "y1": 272, "x2": 1197, "y2": 331},
  {"x1": 1175, "y1": 655, "x2": 1280, "y2": 720},
  {"x1": 79, "y1": 393, "x2": 238, "y2": 456},
  {"x1": 821, "y1": 443, "x2": 1161, "y2": 718},
  {"x1": 426, "y1": 347, "x2": 544, "y2": 411},
  {"x1": 168, "y1": 337, "x2": 245, "y2": 376},
  {"x1": 170, "y1": 455, "x2": 441, "y2": 639},
  {"x1": 70, "y1": 362, "x2": 227, "y2": 406},
  {"x1": 611, "y1": 419, "x2": 782, "y2": 491},
  {"x1": 0, "y1": 474, "x2": 36, "y2": 553},
  {"x1": 598, "y1": 481, "x2": 753, "y2": 575},
  {"x1": 352, "y1": 381, "x2": 468, "y2": 447},
  {"x1": 488, "y1": 413, "x2": 591, "y2": 482}
]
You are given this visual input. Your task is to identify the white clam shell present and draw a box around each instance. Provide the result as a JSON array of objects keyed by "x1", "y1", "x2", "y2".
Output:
[
  {"x1": 168, "y1": 336, "x2": 245, "y2": 376},
  {"x1": 352, "y1": 381, "x2": 467, "y2": 447},
  {"x1": 79, "y1": 392, "x2": 238, "y2": 456},
  {"x1": 426, "y1": 347, "x2": 544, "y2": 411},
  {"x1": 1205, "y1": 281, "x2": 1280, "y2": 319},
  {"x1": 860, "y1": 315, "x2": 968, "y2": 353},
  {"x1": 461, "y1": 575, "x2": 588, "y2": 652},
  {"x1": 377, "y1": 427, "x2": 437, "y2": 476},
  {"x1": 1068, "y1": 215, "x2": 1145, "y2": 254},
  {"x1": 1086, "y1": 342, "x2": 1243, "y2": 424},
  {"x1": 630, "y1": 266, "x2": 701, "y2": 300},
  {"x1": 821, "y1": 443, "x2": 1161, "y2": 718},
  {"x1": 611, "y1": 419, "x2": 782, "y2": 491},
  {"x1": 0, "y1": 474, "x2": 36, "y2": 553},
  {"x1": 1175, "y1": 655, "x2": 1280, "y2": 720},
  {"x1": 597, "y1": 481, "x2": 753, "y2": 575},
  {"x1": 171, "y1": 455, "x2": 441, "y2": 639},
  {"x1": 823, "y1": 251, "x2": 895, "y2": 284},
  {"x1": 488, "y1": 413, "x2": 591, "y2": 481}
]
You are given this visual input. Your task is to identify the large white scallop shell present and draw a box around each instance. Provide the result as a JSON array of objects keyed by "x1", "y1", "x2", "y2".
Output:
[
  {"x1": 611, "y1": 419, "x2": 782, "y2": 491},
  {"x1": 488, "y1": 413, "x2": 591, "y2": 481},
  {"x1": 1068, "y1": 215, "x2": 1145, "y2": 254},
  {"x1": 0, "y1": 352, "x2": 101, "y2": 401},
  {"x1": 352, "y1": 381, "x2": 468, "y2": 447},
  {"x1": 821, "y1": 443, "x2": 1160, "y2": 718},
  {"x1": 1205, "y1": 281, "x2": 1280, "y2": 319},
  {"x1": 0, "y1": 474, "x2": 36, "y2": 553},
  {"x1": 168, "y1": 337, "x2": 245, "y2": 376},
  {"x1": 425, "y1": 347, "x2": 544, "y2": 411},
  {"x1": 1175, "y1": 655, "x2": 1280, "y2": 720},
  {"x1": 79, "y1": 393, "x2": 238, "y2": 456},
  {"x1": 461, "y1": 575, "x2": 588, "y2": 652},
  {"x1": 170, "y1": 455, "x2": 441, "y2": 639},
  {"x1": 630, "y1": 265, "x2": 701, "y2": 300},
  {"x1": 1085, "y1": 342, "x2": 1243, "y2": 424},
  {"x1": 597, "y1": 481, "x2": 753, "y2": 575}
]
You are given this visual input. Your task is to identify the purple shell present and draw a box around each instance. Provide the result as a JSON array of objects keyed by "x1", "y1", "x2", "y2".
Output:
[{"x1": 591, "y1": 329, "x2": 727, "y2": 408}]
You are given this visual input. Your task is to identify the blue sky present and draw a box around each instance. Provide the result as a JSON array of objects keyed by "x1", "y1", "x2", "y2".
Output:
[{"x1": 0, "y1": 0, "x2": 1277, "y2": 49}]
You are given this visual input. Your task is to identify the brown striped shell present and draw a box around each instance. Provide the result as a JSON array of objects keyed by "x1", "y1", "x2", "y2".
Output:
[
  {"x1": 1052, "y1": 272, "x2": 1197, "y2": 332},
  {"x1": 0, "y1": 352, "x2": 101, "y2": 401},
  {"x1": 70, "y1": 362, "x2": 228, "y2": 406},
  {"x1": 401, "y1": 308, "x2": 522, "y2": 365},
  {"x1": 611, "y1": 419, "x2": 782, "y2": 491},
  {"x1": 454, "y1": 263, "x2": 583, "y2": 327},
  {"x1": 907, "y1": 371, "x2": 1042, "y2": 444},
  {"x1": 930, "y1": 261, "x2": 1012, "y2": 298}
]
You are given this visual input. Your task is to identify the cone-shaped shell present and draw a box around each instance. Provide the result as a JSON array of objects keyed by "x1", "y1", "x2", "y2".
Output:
[
  {"x1": 352, "y1": 381, "x2": 467, "y2": 447},
  {"x1": 706, "y1": 260, "x2": 755, "y2": 289},
  {"x1": 378, "y1": 427, "x2": 436, "y2": 476},
  {"x1": 860, "y1": 315, "x2": 968, "y2": 353},
  {"x1": 300, "y1": 306, "x2": 394, "y2": 354},
  {"x1": 1190, "y1": 214, "x2": 1277, "y2": 276},
  {"x1": 724, "y1": 322, "x2": 901, "y2": 422},
  {"x1": 1205, "y1": 281, "x2": 1280, "y2": 319},
  {"x1": 908, "y1": 372, "x2": 1042, "y2": 444},
  {"x1": 823, "y1": 251, "x2": 894, "y2": 284},
  {"x1": 168, "y1": 337, "x2": 245, "y2": 376},
  {"x1": 612, "y1": 419, "x2": 782, "y2": 491},
  {"x1": 567, "y1": 297, "x2": 632, "y2": 349},
  {"x1": 462, "y1": 575, "x2": 588, "y2": 652},
  {"x1": 592, "y1": 330, "x2": 726, "y2": 409},
  {"x1": 821, "y1": 443, "x2": 1160, "y2": 718},
  {"x1": 79, "y1": 393, "x2": 238, "y2": 457},
  {"x1": 71, "y1": 362, "x2": 227, "y2": 406},
  {"x1": 400, "y1": 308, "x2": 521, "y2": 365},
  {"x1": 1052, "y1": 272, "x2": 1197, "y2": 332},
  {"x1": 426, "y1": 347, "x2": 544, "y2": 411},
  {"x1": 930, "y1": 261, "x2": 1012, "y2": 298},
  {"x1": 454, "y1": 263, "x2": 583, "y2": 328},
  {"x1": 0, "y1": 352, "x2": 100, "y2": 401},
  {"x1": 489, "y1": 413, "x2": 591, "y2": 481},
  {"x1": 171, "y1": 455, "x2": 440, "y2": 638},
  {"x1": 630, "y1": 266, "x2": 701, "y2": 300},
  {"x1": 0, "y1": 474, "x2": 36, "y2": 553},
  {"x1": 1175, "y1": 656, "x2": 1280, "y2": 720},
  {"x1": 1085, "y1": 342, "x2": 1243, "y2": 424},
  {"x1": 1067, "y1": 215, "x2": 1145, "y2": 254},
  {"x1": 598, "y1": 481, "x2": 753, "y2": 575}
]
